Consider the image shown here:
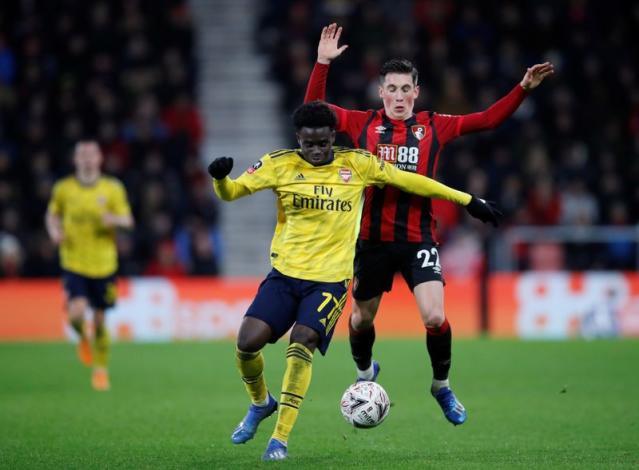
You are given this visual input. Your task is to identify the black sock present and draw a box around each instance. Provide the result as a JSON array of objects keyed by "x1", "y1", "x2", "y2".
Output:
[
  {"x1": 349, "y1": 317, "x2": 375, "y2": 371},
  {"x1": 426, "y1": 319, "x2": 451, "y2": 381}
]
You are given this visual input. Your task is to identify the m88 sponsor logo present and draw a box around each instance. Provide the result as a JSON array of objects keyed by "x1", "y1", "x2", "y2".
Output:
[{"x1": 377, "y1": 144, "x2": 419, "y2": 171}]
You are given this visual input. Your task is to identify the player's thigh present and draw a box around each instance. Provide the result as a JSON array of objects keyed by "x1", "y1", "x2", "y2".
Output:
[
  {"x1": 87, "y1": 275, "x2": 117, "y2": 311},
  {"x1": 352, "y1": 294, "x2": 383, "y2": 326},
  {"x1": 352, "y1": 240, "x2": 396, "y2": 303},
  {"x1": 400, "y1": 242, "x2": 445, "y2": 291},
  {"x1": 62, "y1": 271, "x2": 89, "y2": 316},
  {"x1": 295, "y1": 279, "x2": 349, "y2": 355},
  {"x1": 400, "y1": 243, "x2": 445, "y2": 325},
  {"x1": 289, "y1": 324, "x2": 320, "y2": 353},
  {"x1": 236, "y1": 316, "x2": 273, "y2": 352},
  {"x1": 244, "y1": 269, "x2": 299, "y2": 347}
]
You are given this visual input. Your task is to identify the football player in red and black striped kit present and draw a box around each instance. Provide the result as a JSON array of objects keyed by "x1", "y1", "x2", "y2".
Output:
[{"x1": 304, "y1": 24, "x2": 553, "y2": 425}]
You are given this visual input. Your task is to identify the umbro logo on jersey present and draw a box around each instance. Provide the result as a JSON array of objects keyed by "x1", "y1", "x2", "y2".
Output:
[
  {"x1": 374, "y1": 125, "x2": 386, "y2": 134},
  {"x1": 295, "y1": 173, "x2": 305, "y2": 180}
]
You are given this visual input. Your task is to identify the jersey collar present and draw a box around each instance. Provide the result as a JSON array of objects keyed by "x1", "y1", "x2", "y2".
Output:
[
  {"x1": 296, "y1": 150, "x2": 335, "y2": 167},
  {"x1": 380, "y1": 108, "x2": 417, "y2": 126}
]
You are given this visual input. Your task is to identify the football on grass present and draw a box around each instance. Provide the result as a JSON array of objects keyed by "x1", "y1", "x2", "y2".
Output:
[{"x1": 340, "y1": 381, "x2": 390, "y2": 428}]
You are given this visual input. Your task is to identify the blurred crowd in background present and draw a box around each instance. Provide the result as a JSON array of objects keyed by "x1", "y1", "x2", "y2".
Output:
[
  {"x1": 1, "y1": 1, "x2": 637, "y2": 278},
  {"x1": 257, "y1": 0, "x2": 639, "y2": 270},
  {"x1": 0, "y1": 0, "x2": 221, "y2": 277}
]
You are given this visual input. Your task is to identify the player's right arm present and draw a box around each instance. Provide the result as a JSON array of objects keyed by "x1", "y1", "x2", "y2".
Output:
[
  {"x1": 360, "y1": 152, "x2": 502, "y2": 226},
  {"x1": 304, "y1": 24, "x2": 369, "y2": 136},
  {"x1": 304, "y1": 23, "x2": 347, "y2": 102},
  {"x1": 209, "y1": 154, "x2": 278, "y2": 201},
  {"x1": 45, "y1": 182, "x2": 65, "y2": 245}
]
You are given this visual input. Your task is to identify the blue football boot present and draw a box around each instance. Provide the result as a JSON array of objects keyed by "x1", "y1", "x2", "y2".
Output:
[
  {"x1": 262, "y1": 438, "x2": 288, "y2": 461},
  {"x1": 230, "y1": 393, "x2": 278, "y2": 444},
  {"x1": 432, "y1": 387, "x2": 467, "y2": 425},
  {"x1": 356, "y1": 360, "x2": 380, "y2": 383}
]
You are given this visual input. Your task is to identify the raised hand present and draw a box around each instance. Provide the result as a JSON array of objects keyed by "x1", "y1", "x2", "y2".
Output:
[
  {"x1": 317, "y1": 23, "x2": 348, "y2": 65},
  {"x1": 465, "y1": 196, "x2": 503, "y2": 227},
  {"x1": 520, "y1": 62, "x2": 554, "y2": 91},
  {"x1": 208, "y1": 157, "x2": 234, "y2": 180}
]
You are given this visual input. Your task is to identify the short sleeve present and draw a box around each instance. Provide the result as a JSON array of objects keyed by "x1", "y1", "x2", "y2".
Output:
[
  {"x1": 47, "y1": 182, "x2": 64, "y2": 215},
  {"x1": 110, "y1": 180, "x2": 132, "y2": 216}
]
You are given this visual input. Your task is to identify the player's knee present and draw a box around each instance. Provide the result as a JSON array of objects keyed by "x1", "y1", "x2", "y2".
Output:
[
  {"x1": 422, "y1": 308, "x2": 445, "y2": 329},
  {"x1": 236, "y1": 335, "x2": 262, "y2": 353},
  {"x1": 67, "y1": 298, "x2": 87, "y2": 319},
  {"x1": 290, "y1": 327, "x2": 319, "y2": 352},
  {"x1": 94, "y1": 311, "x2": 106, "y2": 330},
  {"x1": 351, "y1": 303, "x2": 376, "y2": 329},
  {"x1": 236, "y1": 329, "x2": 266, "y2": 353},
  {"x1": 350, "y1": 311, "x2": 373, "y2": 330}
]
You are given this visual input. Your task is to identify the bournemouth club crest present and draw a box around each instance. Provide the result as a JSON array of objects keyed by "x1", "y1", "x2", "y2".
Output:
[
  {"x1": 411, "y1": 125, "x2": 426, "y2": 140},
  {"x1": 339, "y1": 168, "x2": 352, "y2": 182}
]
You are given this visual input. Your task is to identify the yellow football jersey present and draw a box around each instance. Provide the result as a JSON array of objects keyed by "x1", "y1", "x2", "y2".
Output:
[
  {"x1": 214, "y1": 147, "x2": 470, "y2": 282},
  {"x1": 47, "y1": 176, "x2": 132, "y2": 278}
]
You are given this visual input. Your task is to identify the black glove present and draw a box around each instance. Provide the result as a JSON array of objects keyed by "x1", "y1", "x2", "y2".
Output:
[
  {"x1": 465, "y1": 195, "x2": 502, "y2": 227},
  {"x1": 207, "y1": 157, "x2": 234, "y2": 180}
]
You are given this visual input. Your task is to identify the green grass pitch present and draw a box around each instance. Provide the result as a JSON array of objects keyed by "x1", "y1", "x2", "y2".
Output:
[{"x1": 1, "y1": 339, "x2": 638, "y2": 469}]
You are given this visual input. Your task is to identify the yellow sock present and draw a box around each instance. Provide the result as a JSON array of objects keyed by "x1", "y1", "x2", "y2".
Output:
[
  {"x1": 272, "y1": 343, "x2": 313, "y2": 444},
  {"x1": 93, "y1": 326, "x2": 110, "y2": 368},
  {"x1": 236, "y1": 348, "x2": 268, "y2": 404}
]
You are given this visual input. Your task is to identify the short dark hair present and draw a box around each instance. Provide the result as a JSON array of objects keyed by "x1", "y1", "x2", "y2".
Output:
[
  {"x1": 380, "y1": 59, "x2": 418, "y2": 85},
  {"x1": 293, "y1": 101, "x2": 337, "y2": 130}
]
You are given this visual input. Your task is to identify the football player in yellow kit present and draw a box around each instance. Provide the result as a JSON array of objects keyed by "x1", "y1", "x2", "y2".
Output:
[
  {"x1": 208, "y1": 101, "x2": 499, "y2": 461},
  {"x1": 46, "y1": 140, "x2": 133, "y2": 391}
]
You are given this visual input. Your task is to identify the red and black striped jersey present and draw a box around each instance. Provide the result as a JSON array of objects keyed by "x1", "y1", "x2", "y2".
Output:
[
  {"x1": 331, "y1": 106, "x2": 461, "y2": 243},
  {"x1": 304, "y1": 62, "x2": 528, "y2": 243}
]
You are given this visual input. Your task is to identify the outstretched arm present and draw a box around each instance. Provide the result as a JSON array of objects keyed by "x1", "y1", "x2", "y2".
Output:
[
  {"x1": 304, "y1": 23, "x2": 348, "y2": 103},
  {"x1": 209, "y1": 157, "x2": 277, "y2": 201},
  {"x1": 369, "y1": 159, "x2": 501, "y2": 226},
  {"x1": 209, "y1": 157, "x2": 250, "y2": 201},
  {"x1": 520, "y1": 62, "x2": 554, "y2": 91},
  {"x1": 458, "y1": 62, "x2": 554, "y2": 135},
  {"x1": 389, "y1": 170, "x2": 502, "y2": 226}
]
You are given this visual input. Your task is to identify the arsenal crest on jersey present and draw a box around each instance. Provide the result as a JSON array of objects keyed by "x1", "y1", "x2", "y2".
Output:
[
  {"x1": 411, "y1": 125, "x2": 426, "y2": 141},
  {"x1": 339, "y1": 168, "x2": 352, "y2": 182}
]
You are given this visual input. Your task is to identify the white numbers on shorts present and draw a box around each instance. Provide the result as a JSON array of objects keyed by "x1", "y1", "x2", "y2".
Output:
[{"x1": 417, "y1": 247, "x2": 441, "y2": 269}]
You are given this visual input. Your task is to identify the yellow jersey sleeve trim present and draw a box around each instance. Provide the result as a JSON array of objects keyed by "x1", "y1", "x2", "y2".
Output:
[{"x1": 368, "y1": 160, "x2": 471, "y2": 206}]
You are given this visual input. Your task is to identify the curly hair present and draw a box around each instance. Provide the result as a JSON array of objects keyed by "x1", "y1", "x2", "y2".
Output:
[{"x1": 292, "y1": 101, "x2": 337, "y2": 130}]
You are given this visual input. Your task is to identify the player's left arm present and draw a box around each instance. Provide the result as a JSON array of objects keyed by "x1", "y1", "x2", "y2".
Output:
[
  {"x1": 45, "y1": 182, "x2": 65, "y2": 244},
  {"x1": 210, "y1": 155, "x2": 277, "y2": 201},
  {"x1": 456, "y1": 62, "x2": 554, "y2": 135},
  {"x1": 363, "y1": 154, "x2": 501, "y2": 225},
  {"x1": 103, "y1": 181, "x2": 134, "y2": 229}
]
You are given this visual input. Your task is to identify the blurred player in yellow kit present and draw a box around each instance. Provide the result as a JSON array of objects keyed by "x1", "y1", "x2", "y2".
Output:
[
  {"x1": 46, "y1": 140, "x2": 133, "y2": 391},
  {"x1": 208, "y1": 101, "x2": 500, "y2": 460}
]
